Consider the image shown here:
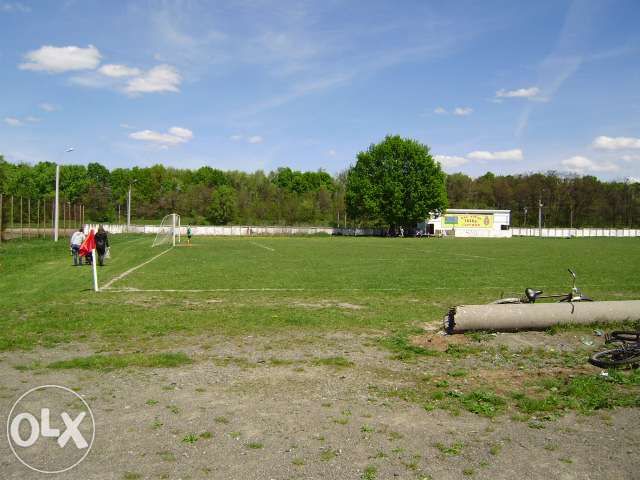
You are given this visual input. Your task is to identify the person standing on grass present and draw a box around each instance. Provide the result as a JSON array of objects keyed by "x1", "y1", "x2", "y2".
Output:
[
  {"x1": 95, "y1": 225, "x2": 109, "y2": 266},
  {"x1": 187, "y1": 225, "x2": 192, "y2": 246},
  {"x1": 70, "y1": 228, "x2": 85, "y2": 266}
]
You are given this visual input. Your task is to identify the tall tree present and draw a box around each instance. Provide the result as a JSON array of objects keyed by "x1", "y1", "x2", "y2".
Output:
[{"x1": 346, "y1": 135, "x2": 447, "y2": 229}]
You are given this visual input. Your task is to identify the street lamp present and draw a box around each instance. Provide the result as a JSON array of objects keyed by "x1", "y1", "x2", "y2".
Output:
[
  {"x1": 54, "y1": 147, "x2": 75, "y2": 242},
  {"x1": 127, "y1": 179, "x2": 138, "y2": 231}
]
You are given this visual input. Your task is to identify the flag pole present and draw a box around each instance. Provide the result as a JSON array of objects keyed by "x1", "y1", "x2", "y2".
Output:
[{"x1": 92, "y1": 248, "x2": 99, "y2": 292}]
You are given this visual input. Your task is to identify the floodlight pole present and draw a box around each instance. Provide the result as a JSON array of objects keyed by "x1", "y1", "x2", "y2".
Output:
[{"x1": 54, "y1": 148, "x2": 74, "y2": 242}]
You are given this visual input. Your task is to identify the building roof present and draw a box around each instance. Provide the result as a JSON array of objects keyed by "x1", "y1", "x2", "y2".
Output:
[{"x1": 445, "y1": 209, "x2": 511, "y2": 214}]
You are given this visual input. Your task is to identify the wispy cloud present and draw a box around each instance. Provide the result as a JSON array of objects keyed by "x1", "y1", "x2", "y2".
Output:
[
  {"x1": 513, "y1": 1, "x2": 607, "y2": 138},
  {"x1": 4, "y1": 117, "x2": 24, "y2": 127},
  {"x1": 229, "y1": 134, "x2": 265, "y2": 144},
  {"x1": 39, "y1": 103, "x2": 58, "y2": 112},
  {"x1": 453, "y1": 107, "x2": 473, "y2": 116},
  {"x1": 99, "y1": 64, "x2": 141, "y2": 78},
  {"x1": 433, "y1": 106, "x2": 473, "y2": 116},
  {"x1": 1, "y1": 2, "x2": 31, "y2": 13}
]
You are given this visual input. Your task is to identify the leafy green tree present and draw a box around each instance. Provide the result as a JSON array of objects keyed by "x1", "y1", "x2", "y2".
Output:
[
  {"x1": 208, "y1": 185, "x2": 237, "y2": 224},
  {"x1": 346, "y1": 135, "x2": 447, "y2": 229}
]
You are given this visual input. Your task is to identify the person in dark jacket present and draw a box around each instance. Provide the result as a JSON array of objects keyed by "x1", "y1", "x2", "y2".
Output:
[{"x1": 95, "y1": 226, "x2": 109, "y2": 266}]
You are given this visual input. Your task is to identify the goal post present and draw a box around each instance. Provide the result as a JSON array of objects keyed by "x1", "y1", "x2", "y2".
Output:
[{"x1": 152, "y1": 213, "x2": 181, "y2": 247}]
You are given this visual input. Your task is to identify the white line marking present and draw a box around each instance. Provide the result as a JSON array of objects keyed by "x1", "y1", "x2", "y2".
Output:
[
  {"x1": 102, "y1": 247, "x2": 174, "y2": 289},
  {"x1": 450, "y1": 253, "x2": 496, "y2": 260},
  {"x1": 100, "y1": 285, "x2": 552, "y2": 293},
  {"x1": 249, "y1": 241, "x2": 275, "y2": 252}
]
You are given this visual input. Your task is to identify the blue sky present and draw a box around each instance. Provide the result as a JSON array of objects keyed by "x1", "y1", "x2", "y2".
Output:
[{"x1": 1, "y1": 0, "x2": 639, "y2": 180}]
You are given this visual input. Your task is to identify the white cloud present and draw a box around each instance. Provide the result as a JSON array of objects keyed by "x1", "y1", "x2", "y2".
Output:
[
  {"x1": 328, "y1": 149, "x2": 336, "y2": 157},
  {"x1": 98, "y1": 64, "x2": 141, "y2": 78},
  {"x1": 19, "y1": 45, "x2": 101, "y2": 73},
  {"x1": 453, "y1": 107, "x2": 473, "y2": 116},
  {"x1": 120, "y1": 123, "x2": 135, "y2": 129},
  {"x1": 467, "y1": 149, "x2": 523, "y2": 161},
  {"x1": 621, "y1": 154, "x2": 640, "y2": 162},
  {"x1": 168, "y1": 126, "x2": 193, "y2": 140},
  {"x1": 125, "y1": 64, "x2": 181, "y2": 94},
  {"x1": 1, "y1": 2, "x2": 31, "y2": 13},
  {"x1": 561, "y1": 155, "x2": 619, "y2": 173},
  {"x1": 129, "y1": 126, "x2": 193, "y2": 146},
  {"x1": 496, "y1": 87, "x2": 540, "y2": 99},
  {"x1": 4, "y1": 117, "x2": 24, "y2": 127},
  {"x1": 626, "y1": 177, "x2": 640, "y2": 184},
  {"x1": 39, "y1": 103, "x2": 57, "y2": 112},
  {"x1": 435, "y1": 155, "x2": 469, "y2": 169},
  {"x1": 434, "y1": 106, "x2": 447, "y2": 114},
  {"x1": 592, "y1": 136, "x2": 640, "y2": 150},
  {"x1": 25, "y1": 116, "x2": 40, "y2": 123},
  {"x1": 229, "y1": 134, "x2": 264, "y2": 144}
]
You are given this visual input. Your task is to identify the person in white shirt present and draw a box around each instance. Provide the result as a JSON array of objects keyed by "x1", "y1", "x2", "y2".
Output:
[{"x1": 70, "y1": 228, "x2": 85, "y2": 266}]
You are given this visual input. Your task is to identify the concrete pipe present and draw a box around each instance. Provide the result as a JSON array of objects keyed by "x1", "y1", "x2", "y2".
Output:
[{"x1": 444, "y1": 300, "x2": 640, "y2": 334}]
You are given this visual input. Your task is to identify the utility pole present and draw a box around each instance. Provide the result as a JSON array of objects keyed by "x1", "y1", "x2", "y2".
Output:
[
  {"x1": 570, "y1": 206, "x2": 573, "y2": 230},
  {"x1": 0, "y1": 193, "x2": 3, "y2": 244},
  {"x1": 538, "y1": 195, "x2": 543, "y2": 238},
  {"x1": 127, "y1": 180, "x2": 137, "y2": 231},
  {"x1": 54, "y1": 147, "x2": 74, "y2": 242}
]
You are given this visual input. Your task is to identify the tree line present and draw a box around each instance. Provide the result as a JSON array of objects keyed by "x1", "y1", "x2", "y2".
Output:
[{"x1": 1, "y1": 153, "x2": 638, "y2": 228}]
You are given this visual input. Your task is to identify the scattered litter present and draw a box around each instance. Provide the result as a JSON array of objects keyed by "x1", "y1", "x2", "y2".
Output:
[
  {"x1": 594, "y1": 329, "x2": 604, "y2": 337},
  {"x1": 580, "y1": 337, "x2": 594, "y2": 346},
  {"x1": 600, "y1": 371, "x2": 609, "y2": 377}
]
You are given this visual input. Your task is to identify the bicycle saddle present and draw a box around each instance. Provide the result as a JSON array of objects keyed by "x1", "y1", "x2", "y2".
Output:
[{"x1": 525, "y1": 288, "x2": 542, "y2": 302}]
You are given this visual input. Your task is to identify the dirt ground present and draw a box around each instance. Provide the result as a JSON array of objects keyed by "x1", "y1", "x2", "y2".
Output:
[{"x1": 1, "y1": 331, "x2": 638, "y2": 480}]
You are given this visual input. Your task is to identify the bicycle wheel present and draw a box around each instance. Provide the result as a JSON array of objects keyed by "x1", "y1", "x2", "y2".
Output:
[
  {"x1": 608, "y1": 331, "x2": 640, "y2": 343},
  {"x1": 589, "y1": 348, "x2": 640, "y2": 368}
]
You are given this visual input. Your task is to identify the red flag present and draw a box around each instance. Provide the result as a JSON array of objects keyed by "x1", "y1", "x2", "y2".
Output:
[{"x1": 79, "y1": 229, "x2": 96, "y2": 257}]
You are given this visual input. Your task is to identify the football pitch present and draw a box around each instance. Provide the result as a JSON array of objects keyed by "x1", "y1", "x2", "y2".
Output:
[
  {"x1": 1, "y1": 235, "x2": 640, "y2": 349},
  {"x1": 0, "y1": 235, "x2": 639, "y2": 350},
  {"x1": 1, "y1": 236, "x2": 639, "y2": 479}
]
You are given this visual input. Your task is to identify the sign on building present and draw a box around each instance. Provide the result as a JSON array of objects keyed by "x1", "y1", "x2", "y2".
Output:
[{"x1": 443, "y1": 214, "x2": 494, "y2": 229}]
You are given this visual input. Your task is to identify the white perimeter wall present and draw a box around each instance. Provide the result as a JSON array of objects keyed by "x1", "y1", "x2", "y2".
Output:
[
  {"x1": 83, "y1": 224, "x2": 640, "y2": 238},
  {"x1": 512, "y1": 228, "x2": 640, "y2": 238},
  {"x1": 84, "y1": 224, "x2": 384, "y2": 236}
]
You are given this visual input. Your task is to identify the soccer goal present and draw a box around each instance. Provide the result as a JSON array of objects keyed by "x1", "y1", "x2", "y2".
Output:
[{"x1": 152, "y1": 213, "x2": 181, "y2": 247}]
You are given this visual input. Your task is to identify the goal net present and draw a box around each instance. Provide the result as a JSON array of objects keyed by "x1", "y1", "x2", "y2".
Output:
[{"x1": 152, "y1": 213, "x2": 181, "y2": 247}]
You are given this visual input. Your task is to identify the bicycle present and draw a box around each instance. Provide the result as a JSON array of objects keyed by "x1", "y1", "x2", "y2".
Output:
[
  {"x1": 492, "y1": 269, "x2": 593, "y2": 304},
  {"x1": 589, "y1": 331, "x2": 640, "y2": 368}
]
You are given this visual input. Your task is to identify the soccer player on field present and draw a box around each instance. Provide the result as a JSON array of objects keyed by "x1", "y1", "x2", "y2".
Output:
[{"x1": 187, "y1": 225, "x2": 192, "y2": 246}]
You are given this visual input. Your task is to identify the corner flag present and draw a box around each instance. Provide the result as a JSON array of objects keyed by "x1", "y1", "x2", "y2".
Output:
[
  {"x1": 79, "y1": 229, "x2": 99, "y2": 292},
  {"x1": 79, "y1": 229, "x2": 95, "y2": 257}
]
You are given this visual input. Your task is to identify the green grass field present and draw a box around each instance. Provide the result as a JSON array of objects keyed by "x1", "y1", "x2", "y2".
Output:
[{"x1": 1, "y1": 235, "x2": 639, "y2": 351}]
